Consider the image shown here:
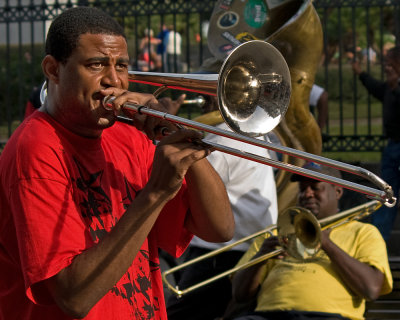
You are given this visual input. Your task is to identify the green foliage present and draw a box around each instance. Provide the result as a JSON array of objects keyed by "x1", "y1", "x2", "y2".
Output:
[
  {"x1": 0, "y1": 44, "x2": 44, "y2": 127},
  {"x1": 318, "y1": 6, "x2": 394, "y2": 45},
  {"x1": 315, "y1": 63, "x2": 383, "y2": 104},
  {"x1": 316, "y1": 6, "x2": 395, "y2": 65}
]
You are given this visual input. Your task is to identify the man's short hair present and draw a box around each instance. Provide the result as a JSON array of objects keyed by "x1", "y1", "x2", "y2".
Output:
[
  {"x1": 45, "y1": 7, "x2": 126, "y2": 64},
  {"x1": 290, "y1": 162, "x2": 342, "y2": 182}
]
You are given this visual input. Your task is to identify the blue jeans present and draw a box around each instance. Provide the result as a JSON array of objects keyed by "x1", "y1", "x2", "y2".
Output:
[{"x1": 371, "y1": 140, "x2": 400, "y2": 240}]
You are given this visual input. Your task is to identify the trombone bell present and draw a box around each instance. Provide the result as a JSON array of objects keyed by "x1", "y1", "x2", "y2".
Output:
[
  {"x1": 278, "y1": 200, "x2": 383, "y2": 260},
  {"x1": 129, "y1": 40, "x2": 292, "y2": 137},
  {"x1": 278, "y1": 207, "x2": 322, "y2": 260},
  {"x1": 218, "y1": 40, "x2": 291, "y2": 137}
]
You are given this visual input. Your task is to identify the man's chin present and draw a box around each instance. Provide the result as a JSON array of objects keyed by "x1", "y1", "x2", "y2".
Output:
[
  {"x1": 98, "y1": 115, "x2": 117, "y2": 129},
  {"x1": 303, "y1": 205, "x2": 319, "y2": 217}
]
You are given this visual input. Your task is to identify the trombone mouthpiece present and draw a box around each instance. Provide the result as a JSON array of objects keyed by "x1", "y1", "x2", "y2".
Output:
[{"x1": 102, "y1": 95, "x2": 116, "y2": 110}]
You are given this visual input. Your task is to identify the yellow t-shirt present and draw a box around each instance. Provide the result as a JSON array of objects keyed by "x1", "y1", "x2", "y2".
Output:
[{"x1": 236, "y1": 221, "x2": 393, "y2": 320}]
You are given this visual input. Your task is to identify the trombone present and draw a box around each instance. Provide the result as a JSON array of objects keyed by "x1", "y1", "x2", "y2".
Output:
[
  {"x1": 162, "y1": 200, "x2": 382, "y2": 297},
  {"x1": 40, "y1": 40, "x2": 395, "y2": 203},
  {"x1": 104, "y1": 40, "x2": 395, "y2": 206}
]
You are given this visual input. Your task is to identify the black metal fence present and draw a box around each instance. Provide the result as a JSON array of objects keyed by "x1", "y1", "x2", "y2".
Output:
[
  {"x1": 315, "y1": 0, "x2": 400, "y2": 153},
  {"x1": 1, "y1": 0, "x2": 399, "y2": 154}
]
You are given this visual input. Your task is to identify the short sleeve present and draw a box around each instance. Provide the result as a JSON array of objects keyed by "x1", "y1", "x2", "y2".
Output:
[
  {"x1": 10, "y1": 173, "x2": 88, "y2": 303},
  {"x1": 353, "y1": 224, "x2": 393, "y2": 295}
]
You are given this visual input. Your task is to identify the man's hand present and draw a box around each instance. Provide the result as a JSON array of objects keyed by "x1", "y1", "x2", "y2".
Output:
[
  {"x1": 255, "y1": 236, "x2": 286, "y2": 260},
  {"x1": 159, "y1": 94, "x2": 186, "y2": 116},
  {"x1": 146, "y1": 128, "x2": 212, "y2": 200},
  {"x1": 100, "y1": 88, "x2": 180, "y2": 140}
]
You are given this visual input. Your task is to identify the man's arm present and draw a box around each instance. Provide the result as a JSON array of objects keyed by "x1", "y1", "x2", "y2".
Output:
[
  {"x1": 158, "y1": 94, "x2": 235, "y2": 241},
  {"x1": 184, "y1": 158, "x2": 234, "y2": 242},
  {"x1": 157, "y1": 94, "x2": 234, "y2": 242},
  {"x1": 351, "y1": 61, "x2": 386, "y2": 101},
  {"x1": 321, "y1": 230, "x2": 384, "y2": 301},
  {"x1": 40, "y1": 130, "x2": 232, "y2": 318}
]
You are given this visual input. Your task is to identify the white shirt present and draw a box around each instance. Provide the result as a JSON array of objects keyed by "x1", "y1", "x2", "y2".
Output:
[
  {"x1": 190, "y1": 122, "x2": 278, "y2": 252},
  {"x1": 309, "y1": 84, "x2": 324, "y2": 107},
  {"x1": 167, "y1": 31, "x2": 182, "y2": 55}
]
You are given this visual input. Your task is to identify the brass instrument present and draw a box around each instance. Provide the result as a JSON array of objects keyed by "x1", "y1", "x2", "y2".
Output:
[
  {"x1": 162, "y1": 200, "x2": 382, "y2": 297},
  {"x1": 198, "y1": 0, "x2": 326, "y2": 213},
  {"x1": 108, "y1": 40, "x2": 394, "y2": 206},
  {"x1": 125, "y1": 40, "x2": 291, "y2": 137},
  {"x1": 39, "y1": 40, "x2": 395, "y2": 203}
]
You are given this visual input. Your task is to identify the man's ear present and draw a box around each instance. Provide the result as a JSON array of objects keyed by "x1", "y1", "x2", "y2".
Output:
[
  {"x1": 41, "y1": 55, "x2": 60, "y2": 84},
  {"x1": 335, "y1": 186, "x2": 344, "y2": 200}
]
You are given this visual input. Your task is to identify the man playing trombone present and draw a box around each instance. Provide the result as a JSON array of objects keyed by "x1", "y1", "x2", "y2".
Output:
[
  {"x1": 0, "y1": 7, "x2": 234, "y2": 320},
  {"x1": 228, "y1": 162, "x2": 392, "y2": 320}
]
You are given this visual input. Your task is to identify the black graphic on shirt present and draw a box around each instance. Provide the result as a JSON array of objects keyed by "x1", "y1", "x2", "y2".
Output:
[
  {"x1": 72, "y1": 157, "x2": 162, "y2": 319},
  {"x1": 122, "y1": 176, "x2": 140, "y2": 210},
  {"x1": 73, "y1": 158, "x2": 113, "y2": 241}
]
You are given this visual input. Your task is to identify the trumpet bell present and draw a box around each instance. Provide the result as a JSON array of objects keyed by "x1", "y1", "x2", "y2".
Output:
[{"x1": 218, "y1": 40, "x2": 291, "y2": 137}]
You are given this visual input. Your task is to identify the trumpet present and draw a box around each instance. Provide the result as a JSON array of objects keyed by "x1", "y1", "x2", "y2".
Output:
[
  {"x1": 105, "y1": 40, "x2": 395, "y2": 206},
  {"x1": 162, "y1": 200, "x2": 382, "y2": 297}
]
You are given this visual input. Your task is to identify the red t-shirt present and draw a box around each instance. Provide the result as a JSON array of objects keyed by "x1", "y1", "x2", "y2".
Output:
[{"x1": 0, "y1": 112, "x2": 192, "y2": 319}]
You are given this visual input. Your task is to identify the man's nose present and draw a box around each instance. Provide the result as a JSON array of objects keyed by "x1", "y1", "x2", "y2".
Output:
[
  {"x1": 103, "y1": 67, "x2": 121, "y2": 87},
  {"x1": 302, "y1": 186, "x2": 314, "y2": 197}
]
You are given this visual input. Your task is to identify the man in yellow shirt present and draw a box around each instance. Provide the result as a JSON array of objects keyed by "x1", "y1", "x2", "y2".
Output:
[{"x1": 230, "y1": 162, "x2": 392, "y2": 320}]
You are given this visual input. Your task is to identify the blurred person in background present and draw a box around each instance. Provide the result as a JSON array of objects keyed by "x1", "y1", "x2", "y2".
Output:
[{"x1": 352, "y1": 46, "x2": 400, "y2": 243}]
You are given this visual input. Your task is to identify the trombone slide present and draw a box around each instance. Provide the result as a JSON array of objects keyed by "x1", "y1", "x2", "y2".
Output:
[{"x1": 106, "y1": 96, "x2": 395, "y2": 206}]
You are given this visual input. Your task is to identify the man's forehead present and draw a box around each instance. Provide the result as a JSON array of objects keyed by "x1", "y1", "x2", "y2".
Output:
[
  {"x1": 77, "y1": 33, "x2": 128, "y2": 54},
  {"x1": 71, "y1": 33, "x2": 129, "y2": 63},
  {"x1": 299, "y1": 179, "x2": 327, "y2": 187}
]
